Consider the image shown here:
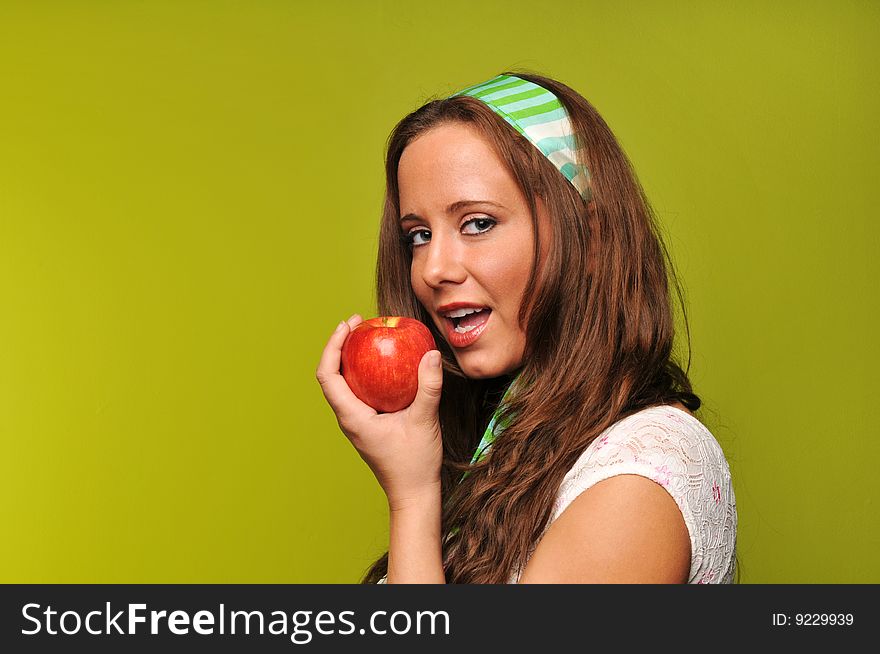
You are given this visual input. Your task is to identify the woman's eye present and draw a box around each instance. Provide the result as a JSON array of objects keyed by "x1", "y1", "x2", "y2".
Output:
[
  {"x1": 462, "y1": 217, "x2": 496, "y2": 235},
  {"x1": 405, "y1": 229, "x2": 431, "y2": 247},
  {"x1": 403, "y1": 217, "x2": 495, "y2": 248}
]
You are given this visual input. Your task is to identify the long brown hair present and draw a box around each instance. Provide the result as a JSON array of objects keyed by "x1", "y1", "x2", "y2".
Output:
[{"x1": 363, "y1": 70, "x2": 710, "y2": 584}]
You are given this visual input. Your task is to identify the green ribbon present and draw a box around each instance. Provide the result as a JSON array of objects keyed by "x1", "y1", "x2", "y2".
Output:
[
  {"x1": 456, "y1": 374, "x2": 521, "y2": 484},
  {"x1": 446, "y1": 375, "x2": 520, "y2": 540},
  {"x1": 469, "y1": 377, "x2": 519, "y2": 466}
]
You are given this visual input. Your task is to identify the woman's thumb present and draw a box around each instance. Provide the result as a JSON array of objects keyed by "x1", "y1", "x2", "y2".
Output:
[{"x1": 410, "y1": 350, "x2": 443, "y2": 421}]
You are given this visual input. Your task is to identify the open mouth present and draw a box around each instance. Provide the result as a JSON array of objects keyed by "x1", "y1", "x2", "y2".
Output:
[{"x1": 443, "y1": 307, "x2": 492, "y2": 334}]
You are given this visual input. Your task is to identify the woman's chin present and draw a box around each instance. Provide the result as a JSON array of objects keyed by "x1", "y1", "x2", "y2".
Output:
[{"x1": 454, "y1": 354, "x2": 521, "y2": 380}]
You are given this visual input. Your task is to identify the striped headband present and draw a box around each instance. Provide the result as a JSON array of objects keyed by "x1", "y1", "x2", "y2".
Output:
[{"x1": 451, "y1": 74, "x2": 592, "y2": 201}]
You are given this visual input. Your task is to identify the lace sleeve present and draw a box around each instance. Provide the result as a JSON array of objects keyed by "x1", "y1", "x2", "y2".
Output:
[{"x1": 548, "y1": 406, "x2": 737, "y2": 584}]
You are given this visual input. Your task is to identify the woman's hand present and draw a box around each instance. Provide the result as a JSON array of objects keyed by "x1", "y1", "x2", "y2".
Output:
[{"x1": 316, "y1": 314, "x2": 444, "y2": 511}]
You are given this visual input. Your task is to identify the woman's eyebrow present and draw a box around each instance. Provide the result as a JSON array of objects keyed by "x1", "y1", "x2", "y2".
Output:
[{"x1": 399, "y1": 199, "x2": 506, "y2": 224}]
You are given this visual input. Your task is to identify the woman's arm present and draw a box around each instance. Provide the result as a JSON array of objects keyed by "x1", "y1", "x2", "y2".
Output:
[
  {"x1": 387, "y1": 482, "x2": 446, "y2": 583},
  {"x1": 316, "y1": 314, "x2": 447, "y2": 584},
  {"x1": 517, "y1": 474, "x2": 691, "y2": 583}
]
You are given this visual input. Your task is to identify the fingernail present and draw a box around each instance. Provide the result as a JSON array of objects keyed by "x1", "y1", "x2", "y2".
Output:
[
  {"x1": 431, "y1": 351, "x2": 441, "y2": 367},
  {"x1": 335, "y1": 321, "x2": 346, "y2": 332}
]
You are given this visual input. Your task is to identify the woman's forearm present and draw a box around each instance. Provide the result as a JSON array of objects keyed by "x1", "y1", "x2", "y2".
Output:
[{"x1": 386, "y1": 484, "x2": 446, "y2": 583}]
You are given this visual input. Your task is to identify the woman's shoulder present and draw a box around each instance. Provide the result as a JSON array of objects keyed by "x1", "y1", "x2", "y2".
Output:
[
  {"x1": 557, "y1": 404, "x2": 732, "y2": 498},
  {"x1": 547, "y1": 403, "x2": 737, "y2": 584},
  {"x1": 571, "y1": 404, "x2": 728, "y2": 475}
]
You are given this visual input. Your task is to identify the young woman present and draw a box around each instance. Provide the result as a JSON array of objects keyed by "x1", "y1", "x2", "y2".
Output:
[{"x1": 316, "y1": 71, "x2": 737, "y2": 584}]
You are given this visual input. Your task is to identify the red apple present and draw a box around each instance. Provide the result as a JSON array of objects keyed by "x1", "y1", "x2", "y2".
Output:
[{"x1": 340, "y1": 316, "x2": 437, "y2": 413}]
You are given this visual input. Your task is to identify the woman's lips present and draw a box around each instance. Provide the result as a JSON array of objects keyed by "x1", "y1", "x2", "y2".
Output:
[{"x1": 443, "y1": 309, "x2": 492, "y2": 348}]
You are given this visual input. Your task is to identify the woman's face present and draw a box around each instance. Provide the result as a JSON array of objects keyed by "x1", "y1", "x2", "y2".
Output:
[{"x1": 397, "y1": 121, "x2": 550, "y2": 379}]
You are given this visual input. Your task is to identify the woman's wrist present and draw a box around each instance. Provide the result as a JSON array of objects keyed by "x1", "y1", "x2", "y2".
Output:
[
  {"x1": 386, "y1": 481, "x2": 445, "y2": 584},
  {"x1": 387, "y1": 480, "x2": 442, "y2": 514}
]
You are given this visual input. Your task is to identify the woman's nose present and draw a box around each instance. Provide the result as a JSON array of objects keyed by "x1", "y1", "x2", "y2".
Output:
[{"x1": 420, "y1": 233, "x2": 467, "y2": 288}]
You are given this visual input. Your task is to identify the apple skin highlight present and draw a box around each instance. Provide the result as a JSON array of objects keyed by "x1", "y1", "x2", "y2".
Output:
[{"x1": 340, "y1": 316, "x2": 436, "y2": 413}]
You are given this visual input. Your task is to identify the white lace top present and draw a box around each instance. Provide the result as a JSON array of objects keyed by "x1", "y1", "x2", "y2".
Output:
[
  {"x1": 377, "y1": 405, "x2": 737, "y2": 584},
  {"x1": 508, "y1": 404, "x2": 737, "y2": 584}
]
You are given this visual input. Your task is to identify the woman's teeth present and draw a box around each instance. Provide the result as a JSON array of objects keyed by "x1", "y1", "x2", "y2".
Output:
[
  {"x1": 445, "y1": 307, "x2": 484, "y2": 318},
  {"x1": 448, "y1": 307, "x2": 490, "y2": 333}
]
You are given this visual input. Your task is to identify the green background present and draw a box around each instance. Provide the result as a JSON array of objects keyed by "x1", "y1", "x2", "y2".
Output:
[{"x1": 1, "y1": 1, "x2": 876, "y2": 583}]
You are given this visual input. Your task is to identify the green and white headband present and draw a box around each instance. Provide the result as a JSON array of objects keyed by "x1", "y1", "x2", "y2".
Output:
[{"x1": 451, "y1": 74, "x2": 592, "y2": 201}]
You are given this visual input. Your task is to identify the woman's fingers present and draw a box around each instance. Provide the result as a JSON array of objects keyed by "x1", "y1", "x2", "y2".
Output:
[
  {"x1": 408, "y1": 350, "x2": 443, "y2": 427},
  {"x1": 316, "y1": 314, "x2": 372, "y2": 426}
]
